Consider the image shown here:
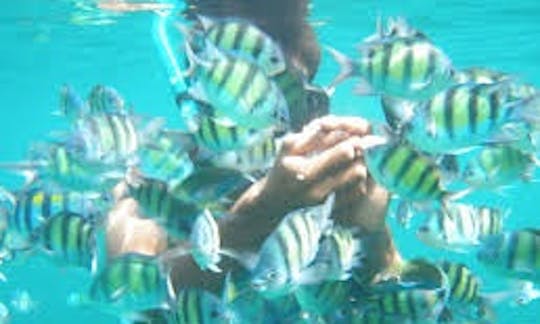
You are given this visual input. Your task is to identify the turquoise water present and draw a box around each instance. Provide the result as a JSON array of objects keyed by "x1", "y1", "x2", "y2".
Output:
[{"x1": 0, "y1": 0, "x2": 539, "y2": 323}]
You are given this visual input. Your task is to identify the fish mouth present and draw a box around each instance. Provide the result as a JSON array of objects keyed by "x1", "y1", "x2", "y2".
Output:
[
  {"x1": 250, "y1": 279, "x2": 268, "y2": 291},
  {"x1": 417, "y1": 225, "x2": 429, "y2": 233}
]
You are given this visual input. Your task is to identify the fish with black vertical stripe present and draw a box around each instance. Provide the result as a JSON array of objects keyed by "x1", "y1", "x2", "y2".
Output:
[
  {"x1": 182, "y1": 41, "x2": 290, "y2": 131},
  {"x1": 417, "y1": 203, "x2": 506, "y2": 251},
  {"x1": 38, "y1": 211, "x2": 107, "y2": 273},
  {"x1": 188, "y1": 15, "x2": 287, "y2": 77},
  {"x1": 176, "y1": 92, "x2": 278, "y2": 153},
  {"x1": 124, "y1": 172, "x2": 202, "y2": 240},
  {"x1": 363, "y1": 139, "x2": 467, "y2": 208},
  {"x1": 462, "y1": 143, "x2": 539, "y2": 190},
  {"x1": 0, "y1": 187, "x2": 105, "y2": 251},
  {"x1": 477, "y1": 228, "x2": 540, "y2": 280},
  {"x1": 359, "y1": 286, "x2": 449, "y2": 323},
  {"x1": 396, "y1": 81, "x2": 540, "y2": 154},
  {"x1": 68, "y1": 252, "x2": 174, "y2": 318},
  {"x1": 169, "y1": 288, "x2": 237, "y2": 324},
  {"x1": 438, "y1": 261, "x2": 496, "y2": 322},
  {"x1": 250, "y1": 193, "x2": 335, "y2": 299},
  {"x1": 327, "y1": 17, "x2": 455, "y2": 100}
]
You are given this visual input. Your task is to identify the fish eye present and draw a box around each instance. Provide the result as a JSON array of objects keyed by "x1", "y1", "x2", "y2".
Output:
[
  {"x1": 210, "y1": 309, "x2": 220, "y2": 318},
  {"x1": 266, "y1": 271, "x2": 278, "y2": 280},
  {"x1": 418, "y1": 225, "x2": 429, "y2": 233},
  {"x1": 269, "y1": 55, "x2": 280, "y2": 64}
]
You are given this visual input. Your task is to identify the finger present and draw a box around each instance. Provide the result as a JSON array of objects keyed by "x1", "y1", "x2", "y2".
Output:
[
  {"x1": 309, "y1": 115, "x2": 372, "y2": 136},
  {"x1": 279, "y1": 126, "x2": 350, "y2": 157},
  {"x1": 306, "y1": 161, "x2": 368, "y2": 203},
  {"x1": 302, "y1": 136, "x2": 366, "y2": 181}
]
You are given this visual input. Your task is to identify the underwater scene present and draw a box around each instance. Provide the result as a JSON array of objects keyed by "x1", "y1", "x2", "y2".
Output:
[{"x1": 1, "y1": 0, "x2": 540, "y2": 323}]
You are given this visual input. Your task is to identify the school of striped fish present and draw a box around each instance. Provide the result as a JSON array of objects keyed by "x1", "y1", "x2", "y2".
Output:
[{"x1": 0, "y1": 13, "x2": 539, "y2": 324}]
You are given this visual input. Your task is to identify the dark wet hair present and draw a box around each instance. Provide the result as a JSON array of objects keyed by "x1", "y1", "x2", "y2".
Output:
[{"x1": 182, "y1": 0, "x2": 321, "y2": 81}]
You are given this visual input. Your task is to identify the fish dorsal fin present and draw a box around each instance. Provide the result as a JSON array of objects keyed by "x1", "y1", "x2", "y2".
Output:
[
  {"x1": 523, "y1": 228, "x2": 540, "y2": 236},
  {"x1": 398, "y1": 258, "x2": 446, "y2": 290},
  {"x1": 196, "y1": 15, "x2": 215, "y2": 31}
]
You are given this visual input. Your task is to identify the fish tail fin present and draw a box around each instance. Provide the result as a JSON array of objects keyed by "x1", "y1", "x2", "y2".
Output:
[
  {"x1": 380, "y1": 96, "x2": 417, "y2": 131},
  {"x1": 0, "y1": 186, "x2": 15, "y2": 213},
  {"x1": 324, "y1": 46, "x2": 358, "y2": 92},
  {"x1": 57, "y1": 84, "x2": 87, "y2": 120},
  {"x1": 180, "y1": 27, "x2": 212, "y2": 77},
  {"x1": 511, "y1": 93, "x2": 540, "y2": 128},
  {"x1": 156, "y1": 241, "x2": 193, "y2": 272},
  {"x1": 90, "y1": 224, "x2": 109, "y2": 276},
  {"x1": 443, "y1": 187, "x2": 473, "y2": 204},
  {"x1": 190, "y1": 209, "x2": 222, "y2": 273}
]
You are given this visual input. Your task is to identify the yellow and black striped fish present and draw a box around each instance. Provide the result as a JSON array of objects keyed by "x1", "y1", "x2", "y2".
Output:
[
  {"x1": 74, "y1": 113, "x2": 140, "y2": 163},
  {"x1": 125, "y1": 175, "x2": 201, "y2": 240},
  {"x1": 328, "y1": 19, "x2": 455, "y2": 100},
  {"x1": 363, "y1": 287, "x2": 448, "y2": 322},
  {"x1": 417, "y1": 203, "x2": 505, "y2": 251},
  {"x1": 463, "y1": 144, "x2": 538, "y2": 189},
  {"x1": 86, "y1": 84, "x2": 127, "y2": 115},
  {"x1": 477, "y1": 228, "x2": 540, "y2": 279},
  {"x1": 177, "y1": 92, "x2": 280, "y2": 153},
  {"x1": 0, "y1": 188, "x2": 103, "y2": 251},
  {"x1": 209, "y1": 134, "x2": 282, "y2": 173},
  {"x1": 83, "y1": 253, "x2": 173, "y2": 313},
  {"x1": 440, "y1": 261, "x2": 481, "y2": 305},
  {"x1": 185, "y1": 48, "x2": 290, "y2": 131},
  {"x1": 439, "y1": 261, "x2": 496, "y2": 322},
  {"x1": 272, "y1": 67, "x2": 330, "y2": 131},
  {"x1": 403, "y1": 82, "x2": 539, "y2": 154},
  {"x1": 29, "y1": 142, "x2": 122, "y2": 191},
  {"x1": 295, "y1": 280, "x2": 352, "y2": 316},
  {"x1": 170, "y1": 288, "x2": 232, "y2": 324},
  {"x1": 251, "y1": 193, "x2": 335, "y2": 299},
  {"x1": 136, "y1": 133, "x2": 195, "y2": 189},
  {"x1": 197, "y1": 16, "x2": 287, "y2": 77},
  {"x1": 364, "y1": 141, "x2": 456, "y2": 204},
  {"x1": 39, "y1": 211, "x2": 102, "y2": 271}
]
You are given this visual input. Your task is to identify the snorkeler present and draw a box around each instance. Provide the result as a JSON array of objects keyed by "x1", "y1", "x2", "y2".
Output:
[{"x1": 106, "y1": 0, "x2": 400, "y2": 305}]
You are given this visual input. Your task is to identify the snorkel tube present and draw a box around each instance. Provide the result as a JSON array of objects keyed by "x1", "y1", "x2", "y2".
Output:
[
  {"x1": 152, "y1": 1, "x2": 187, "y2": 94},
  {"x1": 152, "y1": 1, "x2": 200, "y2": 129}
]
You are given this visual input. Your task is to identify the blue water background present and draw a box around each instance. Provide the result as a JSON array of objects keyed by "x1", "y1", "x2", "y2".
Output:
[{"x1": 1, "y1": 0, "x2": 539, "y2": 323}]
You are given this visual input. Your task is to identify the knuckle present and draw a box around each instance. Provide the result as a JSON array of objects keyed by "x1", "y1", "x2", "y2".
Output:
[
  {"x1": 353, "y1": 164, "x2": 367, "y2": 180},
  {"x1": 281, "y1": 134, "x2": 297, "y2": 151}
]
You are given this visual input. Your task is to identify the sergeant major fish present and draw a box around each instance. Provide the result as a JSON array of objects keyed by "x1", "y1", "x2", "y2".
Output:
[
  {"x1": 182, "y1": 42, "x2": 290, "y2": 131},
  {"x1": 38, "y1": 211, "x2": 107, "y2": 273},
  {"x1": 462, "y1": 144, "x2": 539, "y2": 190},
  {"x1": 176, "y1": 92, "x2": 279, "y2": 153},
  {"x1": 170, "y1": 288, "x2": 237, "y2": 324},
  {"x1": 124, "y1": 172, "x2": 201, "y2": 240},
  {"x1": 250, "y1": 193, "x2": 335, "y2": 299},
  {"x1": 396, "y1": 81, "x2": 540, "y2": 154},
  {"x1": 438, "y1": 261, "x2": 495, "y2": 322},
  {"x1": 327, "y1": 17, "x2": 455, "y2": 100},
  {"x1": 417, "y1": 203, "x2": 506, "y2": 251},
  {"x1": 68, "y1": 253, "x2": 174, "y2": 318},
  {"x1": 363, "y1": 138, "x2": 467, "y2": 208},
  {"x1": 0, "y1": 187, "x2": 105, "y2": 251},
  {"x1": 189, "y1": 15, "x2": 287, "y2": 77},
  {"x1": 477, "y1": 228, "x2": 540, "y2": 280}
]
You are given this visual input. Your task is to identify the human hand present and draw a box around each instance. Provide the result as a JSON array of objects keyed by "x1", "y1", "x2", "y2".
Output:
[{"x1": 261, "y1": 115, "x2": 373, "y2": 212}]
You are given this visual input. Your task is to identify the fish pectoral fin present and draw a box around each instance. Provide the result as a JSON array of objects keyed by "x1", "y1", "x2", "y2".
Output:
[
  {"x1": 353, "y1": 79, "x2": 376, "y2": 96},
  {"x1": 109, "y1": 286, "x2": 128, "y2": 302},
  {"x1": 409, "y1": 77, "x2": 432, "y2": 91},
  {"x1": 295, "y1": 265, "x2": 331, "y2": 286}
]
